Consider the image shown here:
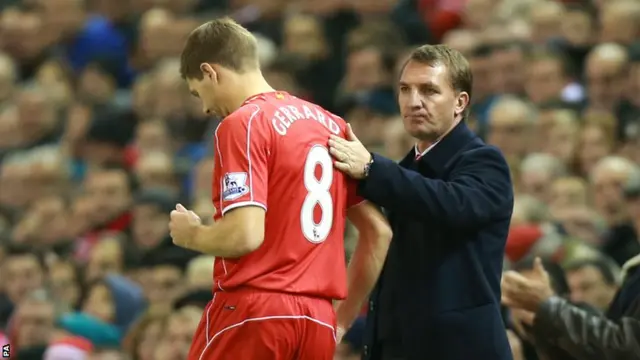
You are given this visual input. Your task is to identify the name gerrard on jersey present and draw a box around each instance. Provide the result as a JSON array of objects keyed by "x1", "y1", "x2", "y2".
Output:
[{"x1": 271, "y1": 104, "x2": 341, "y2": 136}]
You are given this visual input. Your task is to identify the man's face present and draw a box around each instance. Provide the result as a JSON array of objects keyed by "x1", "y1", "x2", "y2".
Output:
[
  {"x1": 133, "y1": 204, "x2": 169, "y2": 249},
  {"x1": 187, "y1": 75, "x2": 228, "y2": 117},
  {"x1": 156, "y1": 313, "x2": 200, "y2": 360},
  {"x1": 591, "y1": 167, "x2": 629, "y2": 225},
  {"x1": 567, "y1": 266, "x2": 617, "y2": 311},
  {"x1": 86, "y1": 238, "x2": 124, "y2": 282},
  {"x1": 492, "y1": 48, "x2": 524, "y2": 95},
  {"x1": 579, "y1": 125, "x2": 612, "y2": 174},
  {"x1": 283, "y1": 15, "x2": 326, "y2": 60},
  {"x1": 586, "y1": 56, "x2": 626, "y2": 111},
  {"x1": 14, "y1": 299, "x2": 55, "y2": 348},
  {"x1": 545, "y1": 121, "x2": 579, "y2": 164},
  {"x1": 135, "y1": 153, "x2": 176, "y2": 192},
  {"x1": 468, "y1": 55, "x2": 494, "y2": 101},
  {"x1": 147, "y1": 265, "x2": 184, "y2": 309},
  {"x1": 398, "y1": 60, "x2": 465, "y2": 142},
  {"x1": 549, "y1": 178, "x2": 587, "y2": 214},
  {"x1": 525, "y1": 59, "x2": 565, "y2": 104},
  {"x1": 2, "y1": 254, "x2": 43, "y2": 303},
  {"x1": 82, "y1": 284, "x2": 115, "y2": 323},
  {"x1": 84, "y1": 170, "x2": 131, "y2": 225},
  {"x1": 519, "y1": 170, "x2": 553, "y2": 203},
  {"x1": 50, "y1": 261, "x2": 80, "y2": 308},
  {"x1": 487, "y1": 111, "x2": 530, "y2": 159},
  {"x1": 345, "y1": 48, "x2": 388, "y2": 92}
]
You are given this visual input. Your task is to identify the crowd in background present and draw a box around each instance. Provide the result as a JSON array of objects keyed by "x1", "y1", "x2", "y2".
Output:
[{"x1": 0, "y1": 0, "x2": 639, "y2": 359}]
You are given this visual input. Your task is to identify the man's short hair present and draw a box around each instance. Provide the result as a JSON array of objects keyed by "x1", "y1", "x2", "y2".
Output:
[
  {"x1": 565, "y1": 258, "x2": 619, "y2": 285},
  {"x1": 180, "y1": 17, "x2": 258, "y2": 80},
  {"x1": 405, "y1": 45, "x2": 473, "y2": 117}
]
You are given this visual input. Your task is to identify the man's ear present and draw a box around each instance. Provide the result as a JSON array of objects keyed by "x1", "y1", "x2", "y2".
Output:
[
  {"x1": 454, "y1": 91, "x2": 470, "y2": 118},
  {"x1": 200, "y1": 63, "x2": 218, "y2": 82}
]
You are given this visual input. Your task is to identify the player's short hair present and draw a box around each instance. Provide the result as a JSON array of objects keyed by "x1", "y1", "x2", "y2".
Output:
[
  {"x1": 404, "y1": 45, "x2": 473, "y2": 118},
  {"x1": 180, "y1": 17, "x2": 259, "y2": 79}
]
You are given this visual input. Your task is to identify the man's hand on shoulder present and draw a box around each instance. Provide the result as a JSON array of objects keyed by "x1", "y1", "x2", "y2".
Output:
[
  {"x1": 329, "y1": 124, "x2": 372, "y2": 179},
  {"x1": 169, "y1": 203, "x2": 202, "y2": 249}
]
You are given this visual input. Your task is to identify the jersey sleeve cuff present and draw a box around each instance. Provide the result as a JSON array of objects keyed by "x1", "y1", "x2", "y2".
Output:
[{"x1": 221, "y1": 201, "x2": 268, "y2": 216}]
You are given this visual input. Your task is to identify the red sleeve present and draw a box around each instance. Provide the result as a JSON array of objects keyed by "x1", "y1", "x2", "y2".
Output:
[
  {"x1": 215, "y1": 106, "x2": 269, "y2": 216},
  {"x1": 347, "y1": 178, "x2": 365, "y2": 208}
]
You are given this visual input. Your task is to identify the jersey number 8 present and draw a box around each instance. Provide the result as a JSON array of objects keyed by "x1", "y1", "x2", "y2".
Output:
[{"x1": 301, "y1": 145, "x2": 333, "y2": 244}]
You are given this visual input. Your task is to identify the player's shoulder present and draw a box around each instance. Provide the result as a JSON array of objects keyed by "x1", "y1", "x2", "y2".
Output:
[{"x1": 225, "y1": 102, "x2": 263, "y2": 125}]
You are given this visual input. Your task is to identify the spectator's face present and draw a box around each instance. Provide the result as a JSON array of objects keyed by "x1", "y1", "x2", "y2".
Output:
[
  {"x1": 17, "y1": 89, "x2": 55, "y2": 139},
  {"x1": 132, "y1": 204, "x2": 169, "y2": 250},
  {"x1": 84, "y1": 170, "x2": 132, "y2": 225},
  {"x1": 14, "y1": 299, "x2": 54, "y2": 348},
  {"x1": 2, "y1": 254, "x2": 43, "y2": 303},
  {"x1": 545, "y1": 122, "x2": 579, "y2": 165},
  {"x1": 562, "y1": 9, "x2": 594, "y2": 46},
  {"x1": 525, "y1": 58, "x2": 566, "y2": 104},
  {"x1": 0, "y1": 161, "x2": 30, "y2": 208},
  {"x1": 135, "y1": 153, "x2": 177, "y2": 192},
  {"x1": 36, "y1": 61, "x2": 73, "y2": 107},
  {"x1": 50, "y1": 261, "x2": 81, "y2": 308},
  {"x1": 147, "y1": 265, "x2": 184, "y2": 310},
  {"x1": 86, "y1": 238, "x2": 124, "y2": 283},
  {"x1": 591, "y1": 167, "x2": 629, "y2": 225},
  {"x1": 345, "y1": 47, "x2": 389, "y2": 92},
  {"x1": 578, "y1": 125, "x2": 612, "y2": 175},
  {"x1": 468, "y1": 55, "x2": 494, "y2": 101},
  {"x1": 78, "y1": 67, "x2": 116, "y2": 105},
  {"x1": 137, "y1": 320, "x2": 164, "y2": 360},
  {"x1": 487, "y1": 112, "x2": 530, "y2": 160},
  {"x1": 20, "y1": 195, "x2": 69, "y2": 244},
  {"x1": 38, "y1": 0, "x2": 85, "y2": 39},
  {"x1": 529, "y1": 5, "x2": 564, "y2": 44},
  {"x1": 135, "y1": 122, "x2": 171, "y2": 154},
  {"x1": 283, "y1": 15, "x2": 326, "y2": 60},
  {"x1": 398, "y1": 60, "x2": 468, "y2": 142},
  {"x1": 586, "y1": 56, "x2": 626, "y2": 111},
  {"x1": 1, "y1": 11, "x2": 48, "y2": 60},
  {"x1": 600, "y1": 8, "x2": 638, "y2": 45},
  {"x1": 492, "y1": 48, "x2": 525, "y2": 95},
  {"x1": 154, "y1": 73, "x2": 190, "y2": 119},
  {"x1": 82, "y1": 284, "x2": 115, "y2": 323},
  {"x1": 519, "y1": 169, "x2": 554, "y2": 204},
  {"x1": 345, "y1": 108, "x2": 386, "y2": 147},
  {"x1": 567, "y1": 266, "x2": 617, "y2": 311},
  {"x1": 549, "y1": 178, "x2": 587, "y2": 215},
  {"x1": 156, "y1": 313, "x2": 200, "y2": 360}
]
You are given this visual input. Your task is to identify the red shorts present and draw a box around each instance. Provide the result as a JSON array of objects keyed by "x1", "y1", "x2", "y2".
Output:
[{"x1": 187, "y1": 289, "x2": 337, "y2": 360}]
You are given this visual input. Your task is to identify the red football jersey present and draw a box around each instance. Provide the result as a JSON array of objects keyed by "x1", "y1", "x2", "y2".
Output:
[{"x1": 210, "y1": 91, "x2": 362, "y2": 300}]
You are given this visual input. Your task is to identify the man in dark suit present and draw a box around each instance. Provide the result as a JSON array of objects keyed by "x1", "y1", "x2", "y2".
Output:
[{"x1": 328, "y1": 44, "x2": 514, "y2": 360}]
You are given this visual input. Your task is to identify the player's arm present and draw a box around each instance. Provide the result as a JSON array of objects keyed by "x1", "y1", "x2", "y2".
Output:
[
  {"x1": 189, "y1": 106, "x2": 268, "y2": 258},
  {"x1": 334, "y1": 201, "x2": 392, "y2": 332}
]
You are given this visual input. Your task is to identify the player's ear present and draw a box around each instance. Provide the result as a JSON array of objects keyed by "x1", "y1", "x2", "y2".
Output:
[{"x1": 200, "y1": 63, "x2": 218, "y2": 82}]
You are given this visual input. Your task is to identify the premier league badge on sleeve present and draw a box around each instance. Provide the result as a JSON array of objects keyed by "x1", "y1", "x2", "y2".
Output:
[{"x1": 222, "y1": 172, "x2": 249, "y2": 201}]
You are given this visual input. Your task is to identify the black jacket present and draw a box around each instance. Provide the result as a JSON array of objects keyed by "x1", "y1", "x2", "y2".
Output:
[
  {"x1": 358, "y1": 123, "x2": 514, "y2": 360},
  {"x1": 532, "y1": 296, "x2": 640, "y2": 360}
]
